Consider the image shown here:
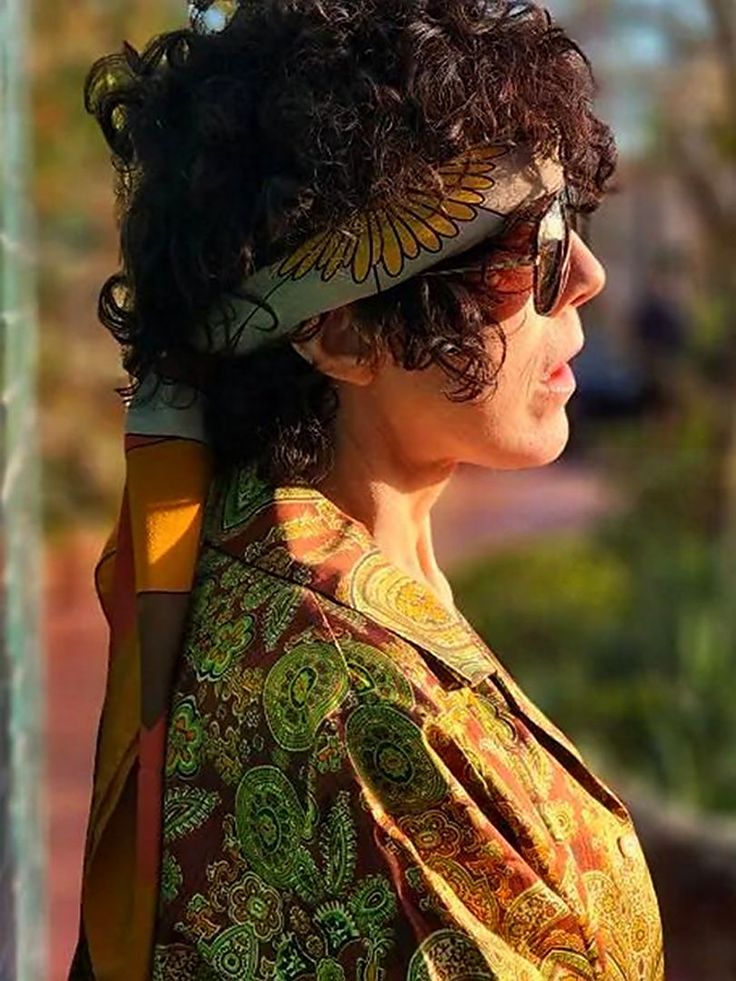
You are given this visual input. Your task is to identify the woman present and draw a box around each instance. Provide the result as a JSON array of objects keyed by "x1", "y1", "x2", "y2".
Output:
[{"x1": 72, "y1": 1, "x2": 664, "y2": 978}]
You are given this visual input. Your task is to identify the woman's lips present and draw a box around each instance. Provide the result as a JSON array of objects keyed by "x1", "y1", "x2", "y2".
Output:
[{"x1": 543, "y1": 361, "x2": 577, "y2": 394}]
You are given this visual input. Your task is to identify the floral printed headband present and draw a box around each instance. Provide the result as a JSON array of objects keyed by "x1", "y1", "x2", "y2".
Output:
[{"x1": 127, "y1": 142, "x2": 564, "y2": 441}]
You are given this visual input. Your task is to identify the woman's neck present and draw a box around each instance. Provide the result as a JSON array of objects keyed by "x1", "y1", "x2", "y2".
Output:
[{"x1": 317, "y1": 428, "x2": 458, "y2": 613}]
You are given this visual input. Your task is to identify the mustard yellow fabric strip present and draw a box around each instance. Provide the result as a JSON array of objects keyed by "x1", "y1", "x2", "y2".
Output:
[{"x1": 78, "y1": 435, "x2": 213, "y2": 981}]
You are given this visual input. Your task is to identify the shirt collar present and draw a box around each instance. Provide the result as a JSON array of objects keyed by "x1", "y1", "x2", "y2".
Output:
[
  {"x1": 204, "y1": 463, "x2": 594, "y2": 769},
  {"x1": 205, "y1": 463, "x2": 498, "y2": 688}
]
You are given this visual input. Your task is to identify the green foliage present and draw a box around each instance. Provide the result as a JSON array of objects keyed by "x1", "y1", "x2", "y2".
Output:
[{"x1": 453, "y1": 411, "x2": 736, "y2": 815}]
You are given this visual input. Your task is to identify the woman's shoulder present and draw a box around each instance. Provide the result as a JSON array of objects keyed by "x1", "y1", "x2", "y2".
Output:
[{"x1": 182, "y1": 542, "x2": 447, "y2": 709}]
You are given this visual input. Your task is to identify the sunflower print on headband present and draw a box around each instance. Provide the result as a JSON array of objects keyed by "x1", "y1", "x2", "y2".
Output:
[{"x1": 278, "y1": 145, "x2": 509, "y2": 286}]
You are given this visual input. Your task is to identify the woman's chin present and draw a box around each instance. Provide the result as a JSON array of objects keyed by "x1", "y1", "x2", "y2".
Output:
[
  {"x1": 534, "y1": 416, "x2": 571, "y2": 467},
  {"x1": 470, "y1": 414, "x2": 571, "y2": 471}
]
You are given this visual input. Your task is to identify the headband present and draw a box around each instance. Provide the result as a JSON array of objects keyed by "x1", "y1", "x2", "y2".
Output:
[{"x1": 127, "y1": 143, "x2": 564, "y2": 441}]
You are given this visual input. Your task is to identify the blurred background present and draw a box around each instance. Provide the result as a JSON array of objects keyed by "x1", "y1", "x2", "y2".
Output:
[{"x1": 1, "y1": 0, "x2": 735, "y2": 977}]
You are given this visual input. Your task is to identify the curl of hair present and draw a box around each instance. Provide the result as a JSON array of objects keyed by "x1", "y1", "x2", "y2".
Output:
[{"x1": 85, "y1": 0, "x2": 616, "y2": 484}]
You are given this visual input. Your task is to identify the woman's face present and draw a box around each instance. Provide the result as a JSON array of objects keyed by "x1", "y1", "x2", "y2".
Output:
[{"x1": 333, "y1": 230, "x2": 606, "y2": 474}]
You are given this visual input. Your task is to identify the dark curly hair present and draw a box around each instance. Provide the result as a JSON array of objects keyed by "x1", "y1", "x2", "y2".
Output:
[{"x1": 85, "y1": 0, "x2": 616, "y2": 485}]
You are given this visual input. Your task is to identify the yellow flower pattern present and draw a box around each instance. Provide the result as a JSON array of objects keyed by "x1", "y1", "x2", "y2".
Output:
[{"x1": 278, "y1": 145, "x2": 508, "y2": 285}]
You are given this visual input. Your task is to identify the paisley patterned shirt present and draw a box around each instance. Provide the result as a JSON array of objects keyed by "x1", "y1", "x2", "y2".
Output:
[{"x1": 151, "y1": 465, "x2": 665, "y2": 980}]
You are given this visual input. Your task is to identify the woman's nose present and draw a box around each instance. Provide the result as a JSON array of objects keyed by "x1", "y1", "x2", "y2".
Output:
[{"x1": 561, "y1": 231, "x2": 606, "y2": 309}]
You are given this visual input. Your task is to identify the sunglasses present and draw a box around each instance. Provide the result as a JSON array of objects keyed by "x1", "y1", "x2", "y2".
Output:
[{"x1": 426, "y1": 188, "x2": 587, "y2": 316}]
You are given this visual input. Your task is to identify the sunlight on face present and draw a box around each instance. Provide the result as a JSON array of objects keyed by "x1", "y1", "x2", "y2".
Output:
[{"x1": 355, "y1": 232, "x2": 606, "y2": 474}]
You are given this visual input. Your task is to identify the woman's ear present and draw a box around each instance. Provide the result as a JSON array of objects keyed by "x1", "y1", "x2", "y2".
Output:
[{"x1": 291, "y1": 307, "x2": 376, "y2": 386}]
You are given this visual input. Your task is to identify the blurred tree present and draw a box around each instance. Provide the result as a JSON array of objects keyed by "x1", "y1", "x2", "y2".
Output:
[
  {"x1": 557, "y1": 0, "x2": 736, "y2": 731},
  {"x1": 31, "y1": 0, "x2": 183, "y2": 531},
  {"x1": 633, "y1": 0, "x2": 736, "y2": 672}
]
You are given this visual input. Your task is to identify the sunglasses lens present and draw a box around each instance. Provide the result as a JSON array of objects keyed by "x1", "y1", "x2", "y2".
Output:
[{"x1": 535, "y1": 196, "x2": 569, "y2": 315}]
